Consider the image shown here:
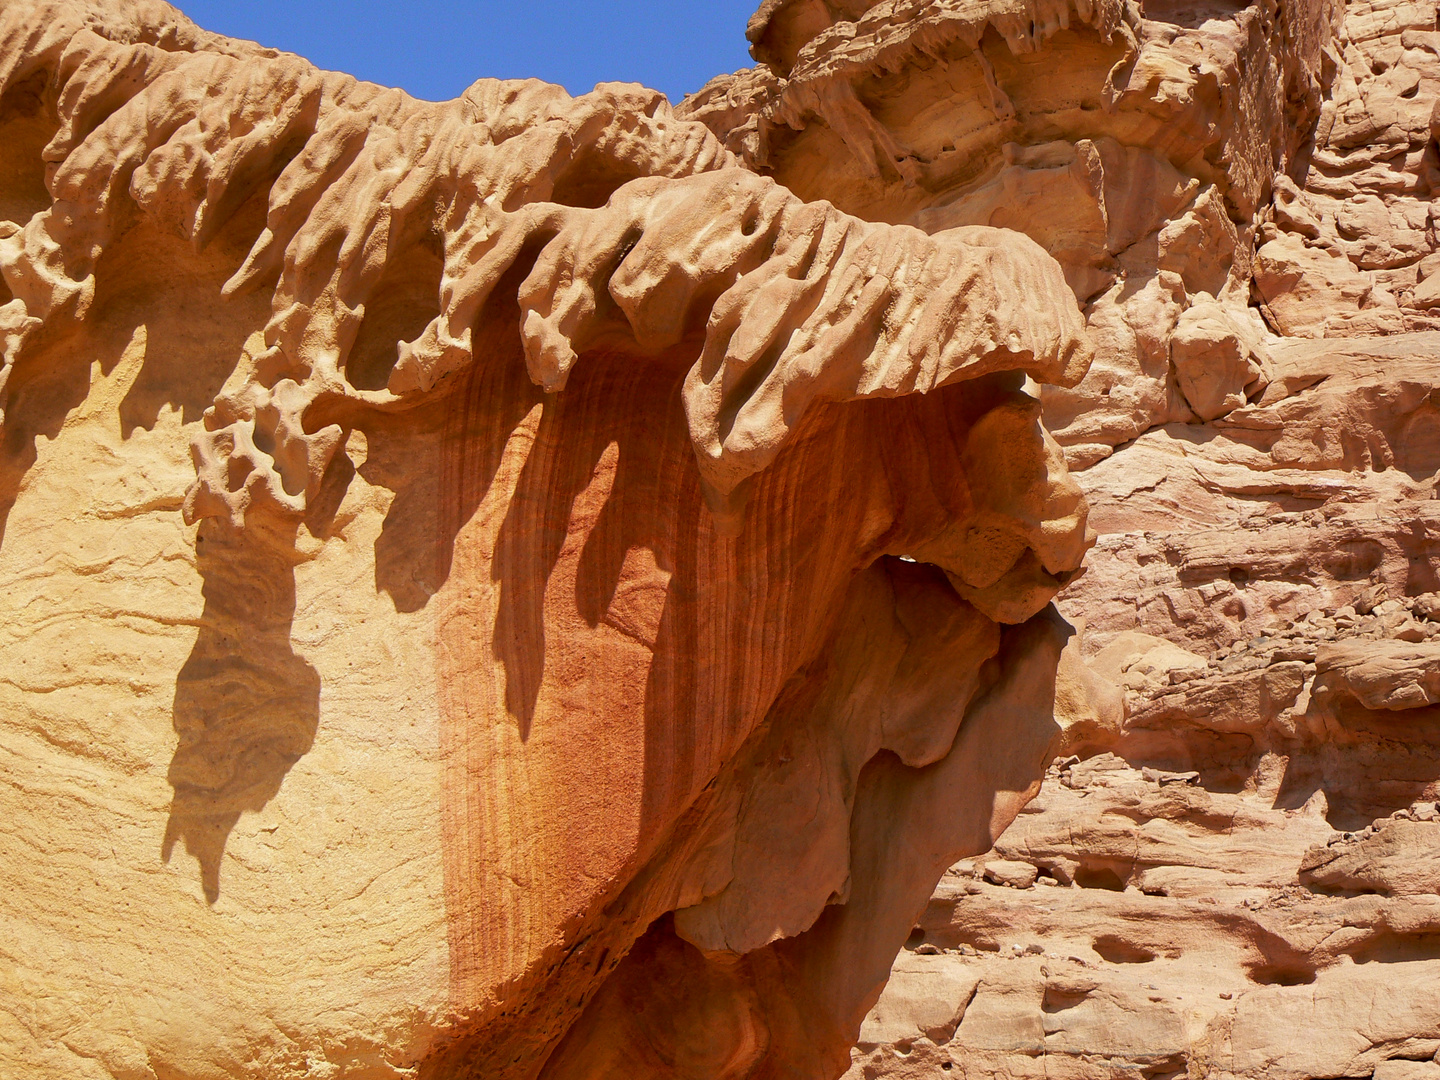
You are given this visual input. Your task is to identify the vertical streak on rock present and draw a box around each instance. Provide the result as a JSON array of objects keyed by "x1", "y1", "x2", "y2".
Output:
[{"x1": 435, "y1": 355, "x2": 546, "y2": 1007}]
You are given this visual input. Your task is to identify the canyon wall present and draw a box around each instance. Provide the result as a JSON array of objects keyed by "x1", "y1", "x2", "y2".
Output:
[
  {"x1": 682, "y1": 0, "x2": 1440, "y2": 1074},
  {"x1": 6, "y1": 0, "x2": 1438, "y2": 1075},
  {"x1": 0, "y1": 2, "x2": 1098, "y2": 1078}
]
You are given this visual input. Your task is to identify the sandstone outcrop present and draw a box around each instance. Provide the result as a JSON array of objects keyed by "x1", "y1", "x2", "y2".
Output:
[
  {"x1": 9, "y1": 0, "x2": 1440, "y2": 1075},
  {"x1": 0, "y1": 2, "x2": 1099, "y2": 1078},
  {"x1": 847, "y1": 602, "x2": 1440, "y2": 1080},
  {"x1": 679, "y1": 0, "x2": 1440, "y2": 1075}
]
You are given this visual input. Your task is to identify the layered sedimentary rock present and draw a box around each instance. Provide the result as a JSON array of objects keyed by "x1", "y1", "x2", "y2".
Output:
[
  {"x1": 10, "y1": 0, "x2": 1440, "y2": 1073},
  {"x1": 849, "y1": 607, "x2": 1440, "y2": 1080},
  {"x1": 679, "y1": 0, "x2": 1440, "y2": 1075},
  {"x1": 0, "y1": 2, "x2": 1101, "y2": 1078}
]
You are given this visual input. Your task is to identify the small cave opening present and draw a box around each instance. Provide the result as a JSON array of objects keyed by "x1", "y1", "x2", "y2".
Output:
[
  {"x1": 0, "y1": 71, "x2": 59, "y2": 228},
  {"x1": 346, "y1": 237, "x2": 445, "y2": 392},
  {"x1": 1351, "y1": 931, "x2": 1440, "y2": 964},
  {"x1": 1042, "y1": 986, "x2": 1090, "y2": 1013},
  {"x1": 550, "y1": 149, "x2": 649, "y2": 210},
  {"x1": 1073, "y1": 865, "x2": 1128, "y2": 891},
  {"x1": 1248, "y1": 964, "x2": 1316, "y2": 986},
  {"x1": 1093, "y1": 935, "x2": 1158, "y2": 964}
]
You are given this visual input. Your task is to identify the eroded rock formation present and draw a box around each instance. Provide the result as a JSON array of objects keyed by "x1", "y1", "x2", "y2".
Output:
[
  {"x1": 679, "y1": 0, "x2": 1440, "y2": 1075},
  {"x1": 0, "y1": 2, "x2": 1099, "y2": 1078},
  {"x1": 9, "y1": 0, "x2": 1440, "y2": 1074}
]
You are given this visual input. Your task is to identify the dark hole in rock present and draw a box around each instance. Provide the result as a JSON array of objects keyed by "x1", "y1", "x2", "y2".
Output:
[
  {"x1": 1093, "y1": 934, "x2": 1158, "y2": 964},
  {"x1": 1249, "y1": 964, "x2": 1316, "y2": 986},
  {"x1": 550, "y1": 149, "x2": 648, "y2": 209},
  {"x1": 1352, "y1": 931, "x2": 1440, "y2": 964},
  {"x1": 347, "y1": 237, "x2": 444, "y2": 392},
  {"x1": 1074, "y1": 865, "x2": 1127, "y2": 891},
  {"x1": 1042, "y1": 986, "x2": 1090, "y2": 1013}
]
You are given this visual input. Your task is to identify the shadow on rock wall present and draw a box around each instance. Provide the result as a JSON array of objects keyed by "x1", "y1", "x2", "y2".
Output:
[
  {"x1": 0, "y1": 191, "x2": 305, "y2": 902},
  {"x1": 162, "y1": 516, "x2": 320, "y2": 903}
]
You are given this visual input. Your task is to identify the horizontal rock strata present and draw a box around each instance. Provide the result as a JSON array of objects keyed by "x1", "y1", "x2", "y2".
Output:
[{"x1": 849, "y1": 605, "x2": 1440, "y2": 1080}]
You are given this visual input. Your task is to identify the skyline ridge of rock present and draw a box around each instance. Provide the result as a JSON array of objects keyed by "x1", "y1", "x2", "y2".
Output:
[{"x1": 5, "y1": 0, "x2": 1440, "y2": 1077}]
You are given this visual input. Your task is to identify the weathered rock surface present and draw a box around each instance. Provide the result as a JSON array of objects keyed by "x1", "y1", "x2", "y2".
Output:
[
  {"x1": 10, "y1": 0, "x2": 1440, "y2": 1074},
  {"x1": 684, "y1": 0, "x2": 1440, "y2": 1074},
  {"x1": 0, "y1": 2, "x2": 1099, "y2": 1079},
  {"x1": 847, "y1": 607, "x2": 1440, "y2": 1080}
]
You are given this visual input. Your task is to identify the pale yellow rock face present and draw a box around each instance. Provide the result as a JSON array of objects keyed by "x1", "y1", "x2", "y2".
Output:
[{"x1": 0, "y1": 224, "x2": 451, "y2": 1078}]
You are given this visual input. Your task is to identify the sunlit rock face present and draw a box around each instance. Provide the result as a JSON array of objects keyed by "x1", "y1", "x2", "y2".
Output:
[
  {"x1": 0, "y1": 2, "x2": 1101, "y2": 1078},
  {"x1": 680, "y1": 0, "x2": 1440, "y2": 1076},
  {"x1": 10, "y1": 0, "x2": 1440, "y2": 1074},
  {"x1": 685, "y1": 0, "x2": 1335, "y2": 470}
]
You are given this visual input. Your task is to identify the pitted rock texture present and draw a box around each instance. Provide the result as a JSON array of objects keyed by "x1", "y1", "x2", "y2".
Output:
[
  {"x1": 846, "y1": 602, "x2": 1440, "y2": 1080},
  {"x1": 681, "y1": 0, "x2": 1334, "y2": 472},
  {"x1": 0, "y1": 2, "x2": 1097, "y2": 1079},
  {"x1": 686, "y1": 0, "x2": 1440, "y2": 1073},
  {"x1": 8, "y1": 0, "x2": 1440, "y2": 1075}
]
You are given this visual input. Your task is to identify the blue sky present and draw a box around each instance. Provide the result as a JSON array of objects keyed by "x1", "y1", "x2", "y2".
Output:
[{"x1": 180, "y1": 1, "x2": 762, "y2": 105}]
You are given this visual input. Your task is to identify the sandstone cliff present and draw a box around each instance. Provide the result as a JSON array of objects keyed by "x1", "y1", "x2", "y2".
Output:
[
  {"x1": 677, "y1": 0, "x2": 1440, "y2": 1075},
  {"x1": 0, "y1": 2, "x2": 1100, "y2": 1077},
  {"x1": 7, "y1": 0, "x2": 1440, "y2": 1075}
]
